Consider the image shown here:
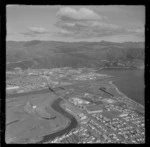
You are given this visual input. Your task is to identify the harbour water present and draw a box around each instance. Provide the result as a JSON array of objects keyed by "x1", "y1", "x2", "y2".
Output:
[{"x1": 98, "y1": 69, "x2": 145, "y2": 105}]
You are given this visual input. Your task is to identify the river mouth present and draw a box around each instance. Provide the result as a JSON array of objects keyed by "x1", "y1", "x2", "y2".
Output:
[
  {"x1": 6, "y1": 96, "x2": 78, "y2": 144},
  {"x1": 36, "y1": 98, "x2": 78, "y2": 144}
]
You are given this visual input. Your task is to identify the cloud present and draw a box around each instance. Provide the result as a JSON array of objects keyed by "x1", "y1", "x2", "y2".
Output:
[
  {"x1": 57, "y1": 7, "x2": 103, "y2": 21},
  {"x1": 127, "y1": 27, "x2": 144, "y2": 37},
  {"x1": 28, "y1": 27, "x2": 47, "y2": 33},
  {"x1": 22, "y1": 27, "x2": 49, "y2": 37},
  {"x1": 55, "y1": 7, "x2": 144, "y2": 39}
]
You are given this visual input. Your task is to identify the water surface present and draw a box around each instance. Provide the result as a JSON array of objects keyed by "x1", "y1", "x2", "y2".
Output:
[{"x1": 98, "y1": 69, "x2": 145, "y2": 105}]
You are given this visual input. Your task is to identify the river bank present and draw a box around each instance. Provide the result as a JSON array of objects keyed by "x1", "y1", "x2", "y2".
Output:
[{"x1": 37, "y1": 98, "x2": 78, "y2": 144}]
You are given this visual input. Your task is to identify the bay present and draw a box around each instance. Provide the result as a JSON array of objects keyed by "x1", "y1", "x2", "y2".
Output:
[{"x1": 98, "y1": 69, "x2": 145, "y2": 106}]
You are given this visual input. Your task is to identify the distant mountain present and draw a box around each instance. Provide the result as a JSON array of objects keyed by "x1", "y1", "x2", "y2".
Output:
[{"x1": 6, "y1": 40, "x2": 145, "y2": 70}]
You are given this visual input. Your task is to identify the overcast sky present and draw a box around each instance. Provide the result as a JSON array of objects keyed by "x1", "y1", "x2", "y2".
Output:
[{"x1": 7, "y1": 5, "x2": 145, "y2": 42}]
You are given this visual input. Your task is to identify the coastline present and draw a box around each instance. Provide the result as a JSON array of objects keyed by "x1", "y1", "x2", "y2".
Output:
[{"x1": 108, "y1": 80, "x2": 144, "y2": 108}]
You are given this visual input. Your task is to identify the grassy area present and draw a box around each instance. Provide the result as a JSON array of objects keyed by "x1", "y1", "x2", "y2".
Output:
[{"x1": 6, "y1": 92, "x2": 68, "y2": 143}]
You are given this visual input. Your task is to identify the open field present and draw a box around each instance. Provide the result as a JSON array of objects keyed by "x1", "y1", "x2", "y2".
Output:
[{"x1": 6, "y1": 92, "x2": 69, "y2": 143}]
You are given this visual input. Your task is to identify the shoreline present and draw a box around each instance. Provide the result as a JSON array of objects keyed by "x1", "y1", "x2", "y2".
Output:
[{"x1": 108, "y1": 80, "x2": 144, "y2": 108}]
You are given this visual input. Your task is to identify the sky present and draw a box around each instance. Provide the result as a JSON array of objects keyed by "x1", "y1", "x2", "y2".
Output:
[{"x1": 7, "y1": 5, "x2": 145, "y2": 42}]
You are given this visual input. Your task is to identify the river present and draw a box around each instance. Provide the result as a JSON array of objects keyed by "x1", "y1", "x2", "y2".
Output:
[
  {"x1": 98, "y1": 69, "x2": 145, "y2": 105},
  {"x1": 37, "y1": 98, "x2": 78, "y2": 143},
  {"x1": 7, "y1": 91, "x2": 78, "y2": 143}
]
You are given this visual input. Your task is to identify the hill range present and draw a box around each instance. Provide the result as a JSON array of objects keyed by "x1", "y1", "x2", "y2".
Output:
[{"x1": 6, "y1": 40, "x2": 144, "y2": 71}]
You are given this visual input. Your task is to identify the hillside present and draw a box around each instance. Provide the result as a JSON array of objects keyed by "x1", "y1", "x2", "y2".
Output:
[{"x1": 6, "y1": 41, "x2": 145, "y2": 71}]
